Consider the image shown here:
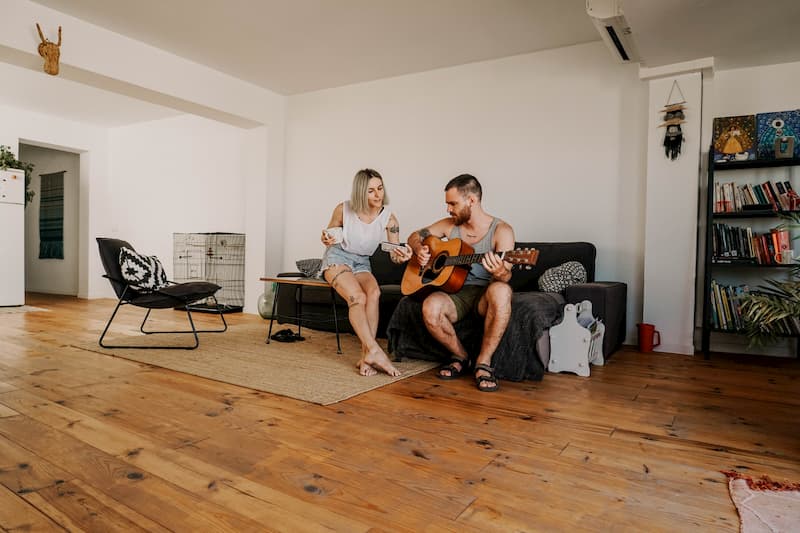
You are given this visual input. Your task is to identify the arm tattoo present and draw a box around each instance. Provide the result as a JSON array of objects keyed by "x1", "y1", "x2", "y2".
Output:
[
  {"x1": 388, "y1": 225, "x2": 399, "y2": 234},
  {"x1": 417, "y1": 228, "x2": 431, "y2": 239}
]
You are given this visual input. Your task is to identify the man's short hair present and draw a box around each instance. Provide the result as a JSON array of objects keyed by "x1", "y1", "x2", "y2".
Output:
[{"x1": 445, "y1": 174, "x2": 482, "y2": 201}]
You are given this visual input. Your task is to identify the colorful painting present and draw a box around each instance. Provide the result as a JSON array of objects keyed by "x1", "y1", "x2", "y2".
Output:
[
  {"x1": 712, "y1": 115, "x2": 756, "y2": 162},
  {"x1": 756, "y1": 110, "x2": 800, "y2": 160}
]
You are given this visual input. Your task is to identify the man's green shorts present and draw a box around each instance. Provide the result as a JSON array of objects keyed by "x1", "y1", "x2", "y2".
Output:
[{"x1": 449, "y1": 284, "x2": 487, "y2": 321}]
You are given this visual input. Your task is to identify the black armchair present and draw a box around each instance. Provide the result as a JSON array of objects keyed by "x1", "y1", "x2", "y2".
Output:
[{"x1": 96, "y1": 237, "x2": 227, "y2": 349}]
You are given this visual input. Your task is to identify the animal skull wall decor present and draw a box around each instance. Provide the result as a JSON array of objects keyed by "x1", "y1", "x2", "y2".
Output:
[{"x1": 36, "y1": 23, "x2": 61, "y2": 76}]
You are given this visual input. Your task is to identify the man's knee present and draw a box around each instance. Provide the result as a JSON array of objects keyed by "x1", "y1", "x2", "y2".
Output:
[
  {"x1": 485, "y1": 282, "x2": 512, "y2": 307},
  {"x1": 422, "y1": 297, "x2": 448, "y2": 328}
]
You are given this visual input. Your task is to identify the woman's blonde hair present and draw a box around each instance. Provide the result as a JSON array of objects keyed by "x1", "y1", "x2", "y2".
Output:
[{"x1": 350, "y1": 168, "x2": 389, "y2": 213}]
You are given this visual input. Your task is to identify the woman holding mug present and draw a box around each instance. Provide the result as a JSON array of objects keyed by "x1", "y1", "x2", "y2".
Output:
[{"x1": 320, "y1": 168, "x2": 412, "y2": 376}]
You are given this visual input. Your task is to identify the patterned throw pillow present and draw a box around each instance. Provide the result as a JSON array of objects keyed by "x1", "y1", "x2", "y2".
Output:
[
  {"x1": 538, "y1": 261, "x2": 587, "y2": 293},
  {"x1": 295, "y1": 258, "x2": 322, "y2": 278},
  {"x1": 119, "y1": 247, "x2": 168, "y2": 290}
]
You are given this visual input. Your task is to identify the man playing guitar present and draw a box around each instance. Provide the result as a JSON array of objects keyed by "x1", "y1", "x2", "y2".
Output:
[{"x1": 406, "y1": 174, "x2": 515, "y2": 392}]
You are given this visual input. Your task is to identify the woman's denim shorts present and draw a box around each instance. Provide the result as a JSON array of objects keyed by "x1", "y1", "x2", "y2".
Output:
[{"x1": 320, "y1": 244, "x2": 372, "y2": 275}]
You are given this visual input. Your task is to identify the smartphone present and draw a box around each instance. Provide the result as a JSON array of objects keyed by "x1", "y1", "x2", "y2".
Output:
[{"x1": 381, "y1": 241, "x2": 407, "y2": 252}]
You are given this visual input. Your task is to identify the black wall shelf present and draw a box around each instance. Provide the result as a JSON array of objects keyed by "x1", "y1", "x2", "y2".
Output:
[{"x1": 701, "y1": 151, "x2": 800, "y2": 358}]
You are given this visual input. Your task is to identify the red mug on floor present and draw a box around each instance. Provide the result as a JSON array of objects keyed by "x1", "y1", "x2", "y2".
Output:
[{"x1": 637, "y1": 323, "x2": 661, "y2": 353}]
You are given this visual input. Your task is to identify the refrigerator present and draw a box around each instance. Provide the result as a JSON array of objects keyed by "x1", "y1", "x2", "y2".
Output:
[{"x1": 0, "y1": 169, "x2": 25, "y2": 306}]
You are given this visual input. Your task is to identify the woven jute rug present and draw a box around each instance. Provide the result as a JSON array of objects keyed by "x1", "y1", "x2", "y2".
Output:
[
  {"x1": 72, "y1": 323, "x2": 438, "y2": 405},
  {"x1": 722, "y1": 471, "x2": 800, "y2": 532}
]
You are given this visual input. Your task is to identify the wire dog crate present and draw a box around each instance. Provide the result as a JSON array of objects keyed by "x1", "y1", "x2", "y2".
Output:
[{"x1": 173, "y1": 233, "x2": 245, "y2": 313}]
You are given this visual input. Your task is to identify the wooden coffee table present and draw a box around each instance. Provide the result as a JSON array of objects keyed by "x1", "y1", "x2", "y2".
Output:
[{"x1": 260, "y1": 276, "x2": 342, "y2": 354}]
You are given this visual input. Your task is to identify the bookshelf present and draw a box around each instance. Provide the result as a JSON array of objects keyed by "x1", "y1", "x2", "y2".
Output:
[{"x1": 701, "y1": 151, "x2": 800, "y2": 358}]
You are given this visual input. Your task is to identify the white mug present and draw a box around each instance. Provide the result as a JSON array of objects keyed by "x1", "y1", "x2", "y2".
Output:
[{"x1": 324, "y1": 226, "x2": 343, "y2": 244}]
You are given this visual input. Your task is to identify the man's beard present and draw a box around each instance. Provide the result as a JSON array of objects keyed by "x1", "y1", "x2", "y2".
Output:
[{"x1": 451, "y1": 205, "x2": 471, "y2": 225}]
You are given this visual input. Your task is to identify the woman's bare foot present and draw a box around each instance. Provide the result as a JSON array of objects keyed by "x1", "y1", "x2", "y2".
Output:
[
  {"x1": 363, "y1": 347, "x2": 401, "y2": 376},
  {"x1": 357, "y1": 359, "x2": 378, "y2": 376},
  {"x1": 354, "y1": 344, "x2": 378, "y2": 376}
]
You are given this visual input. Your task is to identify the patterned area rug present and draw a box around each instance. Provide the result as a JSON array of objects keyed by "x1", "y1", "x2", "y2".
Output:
[
  {"x1": 0, "y1": 305, "x2": 50, "y2": 314},
  {"x1": 72, "y1": 322, "x2": 438, "y2": 405},
  {"x1": 723, "y1": 471, "x2": 800, "y2": 532}
]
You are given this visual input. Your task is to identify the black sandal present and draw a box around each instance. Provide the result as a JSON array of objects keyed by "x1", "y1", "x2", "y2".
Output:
[
  {"x1": 270, "y1": 329, "x2": 304, "y2": 342},
  {"x1": 437, "y1": 356, "x2": 469, "y2": 380},
  {"x1": 474, "y1": 363, "x2": 499, "y2": 392}
]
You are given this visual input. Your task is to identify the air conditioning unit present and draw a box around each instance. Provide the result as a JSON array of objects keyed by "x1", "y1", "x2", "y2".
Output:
[{"x1": 586, "y1": 0, "x2": 640, "y2": 63}]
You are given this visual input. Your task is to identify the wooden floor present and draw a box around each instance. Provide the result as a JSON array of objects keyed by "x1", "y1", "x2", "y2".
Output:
[{"x1": 1, "y1": 294, "x2": 798, "y2": 532}]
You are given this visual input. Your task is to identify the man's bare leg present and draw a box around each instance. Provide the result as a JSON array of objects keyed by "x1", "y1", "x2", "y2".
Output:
[
  {"x1": 474, "y1": 282, "x2": 512, "y2": 389},
  {"x1": 324, "y1": 266, "x2": 399, "y2": 376},
  {"x1": 421, "y1": 292, "x2": 469, "y2": 377}
]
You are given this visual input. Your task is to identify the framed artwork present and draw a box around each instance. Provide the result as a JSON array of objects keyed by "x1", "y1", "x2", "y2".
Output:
[
  {"x1": 756, "y1": 110, "x2": 800, "y2": 160},
  {"x1": 712, "y1": 115, "x2": 756, "y2": 162}
]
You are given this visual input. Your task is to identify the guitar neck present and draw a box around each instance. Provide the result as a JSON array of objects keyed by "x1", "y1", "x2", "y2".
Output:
[{"x1": 444, "y1": 251, "x2": 505, "y2": 267}]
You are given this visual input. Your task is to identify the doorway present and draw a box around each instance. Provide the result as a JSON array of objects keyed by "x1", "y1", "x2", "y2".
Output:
[{"x1": 20, "y1": 144, "x2": 80, "y2": 296}]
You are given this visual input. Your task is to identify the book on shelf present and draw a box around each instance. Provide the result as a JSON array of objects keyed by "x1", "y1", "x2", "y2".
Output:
[{"x1": 741, "y1": 203, "x2": 773, "y2": 211}]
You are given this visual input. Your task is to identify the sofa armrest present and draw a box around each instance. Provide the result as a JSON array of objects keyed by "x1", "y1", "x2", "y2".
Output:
[{"x1": 565, "y1": 281, "x2": 627, "y2": 358}]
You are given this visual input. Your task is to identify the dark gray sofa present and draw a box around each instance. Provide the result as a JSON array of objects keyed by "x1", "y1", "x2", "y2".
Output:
[
  {"x1": 273, "y1": 249, "x2": 405, "y2": 339},
  {"x1": 274, "y1": 242, "x2": 627, "y2": 380}
]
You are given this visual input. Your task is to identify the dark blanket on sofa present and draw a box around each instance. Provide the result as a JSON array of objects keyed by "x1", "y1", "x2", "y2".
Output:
[{"x1": 387, "y1": 291, "x2": 565, "y2": 382}]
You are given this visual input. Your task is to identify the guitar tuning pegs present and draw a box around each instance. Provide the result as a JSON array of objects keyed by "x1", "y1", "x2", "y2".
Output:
[{"x1": 525, "y1": 265, "x2": 532, "y2": 270}]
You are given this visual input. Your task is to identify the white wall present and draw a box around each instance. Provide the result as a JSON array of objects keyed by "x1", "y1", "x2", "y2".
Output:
[
  {"x1": 1, "y1": 0, "x2": 286, "y2": 312},
  {"x1": 0, "y1": 105, "x2": 109, "y2": 299},
  {"x1": 698, "y1": 59, "x2": 800, "y2": 356},
  {"x1": 20, "y1": 144, "x2": 80, "y2": 295},
  {"x1": 109, "y1": 115, "x2": 247, "y2": 272},
  {"x1": 641, "y1": 72, "x2": 703, "y2": 355},
  {"x1": 284, "y1": 42, "x2": 648, "y2": 343}
]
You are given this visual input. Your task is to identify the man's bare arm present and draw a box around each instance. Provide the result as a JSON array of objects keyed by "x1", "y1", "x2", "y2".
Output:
[
  {"x1": 490, "y1": 222, "x2": 516, "y2": 283},
  {"x1": 407, "y1": 227, "x2": 430, "y2": 252}
]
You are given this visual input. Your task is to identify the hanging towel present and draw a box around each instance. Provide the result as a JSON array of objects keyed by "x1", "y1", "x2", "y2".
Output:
[{"x1": 39, "y1": 171, "x2": 65, "y2": 259}]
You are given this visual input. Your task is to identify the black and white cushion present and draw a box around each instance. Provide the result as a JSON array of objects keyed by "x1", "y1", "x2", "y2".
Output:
[
  {"x1": 295, "y1": 258, "x2": 322, "y2": 278},
  {"x1": 538, "y1": 261, "x2": 587, "y2": 294},
  {"x1": 119, "y1": 247, "x2": 168, "y2": 290}
]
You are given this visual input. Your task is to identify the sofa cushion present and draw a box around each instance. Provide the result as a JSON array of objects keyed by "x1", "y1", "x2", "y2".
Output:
[
  {"x1": 538, "y1": 261, "x2": 587, "y2": 293},
  {"x1": 510, "y1": 242, "x2": 596, "y2": 292},
  {"x1": 119, "y1": 247, "x2": 168, "y2": 290},
  {"x1": 295, "y1": 258, "x2": 322, "y2": 278},
  {"x1": 370, "y1": 249, "x2": 406, "y2": 284}
]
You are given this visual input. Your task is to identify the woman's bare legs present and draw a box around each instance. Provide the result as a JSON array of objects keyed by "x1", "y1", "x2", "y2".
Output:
[
  {"x1": 324, "y1": 266, "x2": 399, "y2": 376},
  {"x1": 355, "y1": 271, "x2": 380, "y2": 354}
]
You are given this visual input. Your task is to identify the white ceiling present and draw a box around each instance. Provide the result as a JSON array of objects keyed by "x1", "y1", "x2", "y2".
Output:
[
  {"x1": 4, "y1": 0, "x2": 800, "y2": 128},
  {"x1": 30, "y1": 0, "x2": 601, "y2": 95},
  {"x1": 28, "y1": 0, "x2": 800, "y2": 97}
]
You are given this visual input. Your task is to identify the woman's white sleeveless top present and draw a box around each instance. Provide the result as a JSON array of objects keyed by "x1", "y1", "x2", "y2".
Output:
[{"x1": 342, "y1": 201, "x2": 393, "y2": 256}]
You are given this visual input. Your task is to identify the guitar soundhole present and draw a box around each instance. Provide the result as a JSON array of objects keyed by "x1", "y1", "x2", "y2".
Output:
[
  {"x1": 421, "y1": 269, "x2": 438, "y2": 283},
  {"x1": 420, "y1": 253, "x2": 448, "y2": 284},
  {"x1": 433, "y1": 254, "x2": 448, "y2": 272}
]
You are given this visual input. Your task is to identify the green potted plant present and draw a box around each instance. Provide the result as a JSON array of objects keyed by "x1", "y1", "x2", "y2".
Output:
[
  {"x1": 0, "y1": 145, "x2": 35, "y2": 206},
  {"x1": 739, "y1": 211, "x2": 800, "y2": 346}
]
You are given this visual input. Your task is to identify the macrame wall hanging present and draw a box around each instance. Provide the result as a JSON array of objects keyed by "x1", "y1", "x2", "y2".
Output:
[{"x1": 659, "y1": 80, "x2": 686, "y2": 161}]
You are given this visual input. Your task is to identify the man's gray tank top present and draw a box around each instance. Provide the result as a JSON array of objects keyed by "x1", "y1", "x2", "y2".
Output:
[{"x1": 449, "y1": 217, "x2": 499, "y2": 286}]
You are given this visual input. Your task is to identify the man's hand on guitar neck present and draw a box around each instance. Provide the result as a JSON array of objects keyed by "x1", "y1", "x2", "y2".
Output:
[{"x1": 482, "y1": 251, "x2": 512, "y2": 283}]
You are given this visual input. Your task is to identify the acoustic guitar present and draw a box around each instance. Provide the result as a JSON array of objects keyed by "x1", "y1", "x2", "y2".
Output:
[{"x1": 400, "y1": 235, "x2": 539, "y2": 297}]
